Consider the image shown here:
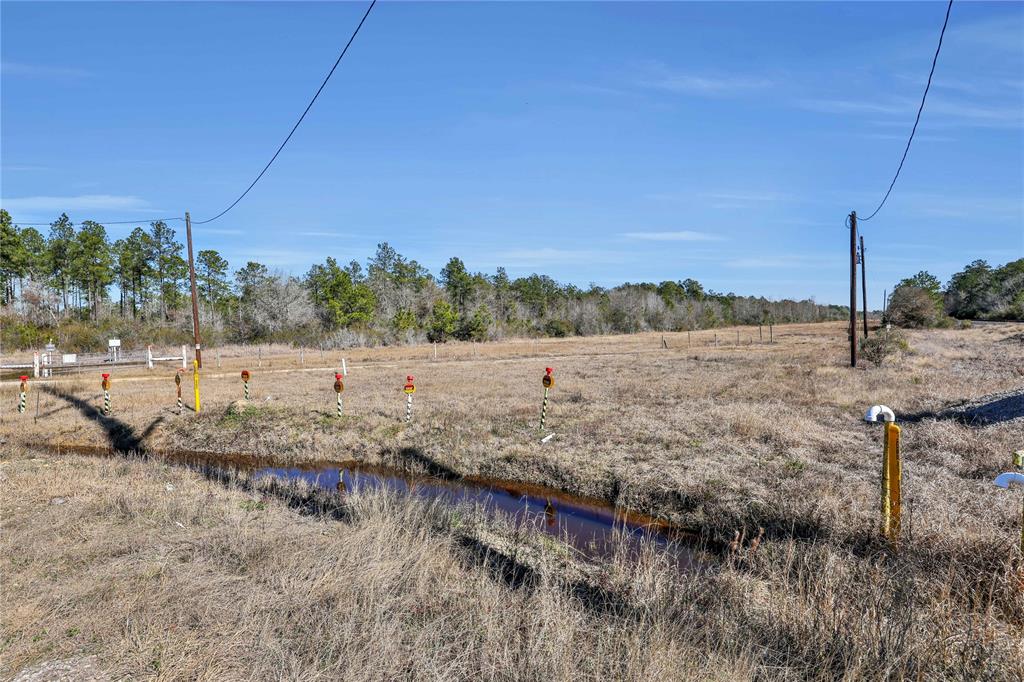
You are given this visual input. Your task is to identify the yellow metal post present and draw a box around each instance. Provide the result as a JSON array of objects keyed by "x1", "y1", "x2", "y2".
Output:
[
  {"x1": 882, "y1": 423, "x2": 901, "y2": 543},
  {"x1": 881, "y1": 425, "x2": 891, "y2": 538},
  {"x1": 193, "y1": 359, "x2": 201, "y2": 413}
]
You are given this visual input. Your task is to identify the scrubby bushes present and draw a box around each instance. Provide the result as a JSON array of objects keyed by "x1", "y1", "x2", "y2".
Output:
[{"x1": 860, "y1": 329, "x2": 909, "y2": 366}]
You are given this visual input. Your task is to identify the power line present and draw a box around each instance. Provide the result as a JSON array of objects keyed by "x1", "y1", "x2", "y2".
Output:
[
  {"x1": 859, "y1": 0, "x2": 953, "y2": 222},
  {"x1": 15, "y1": 217, "x2": 183, "y2": 227},
  {"x1": 194, "y1": 0, "x2": 377, "y2": 225}
]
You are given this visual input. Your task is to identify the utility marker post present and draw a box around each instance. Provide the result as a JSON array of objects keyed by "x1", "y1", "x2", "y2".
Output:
[
  {"x1": 193, "y1": 360, "x2": 201, "y2": 414},
  {"x1": 334, "y1": 373, "x2": 344, "y2": 417},
  {"x1": 101, "y1": 373, "x2": 111, "y2": 415},
  {"x1": 539, "y1": 367, "x2": 554, "y2": 431},
  {"x1": 185, "y1": 212, "x2": 203, "y2": 369},
  {"x1": 18, "y1": 376, "x2": 27, "y2": 414},
  {"x1": 403, "y1": 375, "x2": 415, "y2": 422},
  {"x1": 849, "y1": 211, "x2": 858, "y2": 367},
  {"x1": 241, "y1": 370, "x2": 251, "y2": 401},
  {"x1": 175, "y1": 371, "x2": 183, "y2": 413},
  {"x1": 865, "y1": 405, "x2": 900, "y2": 543}
]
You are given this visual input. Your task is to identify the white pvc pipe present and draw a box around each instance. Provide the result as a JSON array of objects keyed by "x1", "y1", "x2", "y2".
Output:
[{"x1": 864, "y1": 404, "x2": 896, "y2": 423}]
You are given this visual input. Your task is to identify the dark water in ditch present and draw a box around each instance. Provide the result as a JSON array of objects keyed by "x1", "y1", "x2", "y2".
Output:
[
  {"x1": 251, "y1": 462, "x2": 702, "y2": 571},
  {"x1": 37, "y1": 443, "x2": 702, "y2": 571}
]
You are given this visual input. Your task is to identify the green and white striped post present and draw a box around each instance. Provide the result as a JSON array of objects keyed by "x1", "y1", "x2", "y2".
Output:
[
  {"x1": 241, "y1": 370, "x2": 251, "y2": 400},
  {"x1": 334, "y1": 373, "x2": 344, "y2": 417},
  {"x1": 18, "y1": 376, "x2": 28, "y2": 414},
  {"x1": 101, "y1": 373, "x2": 111, "y2": 415},
  {"x1": 539, "y1": 367, "x2": 554, "y2": 431}
]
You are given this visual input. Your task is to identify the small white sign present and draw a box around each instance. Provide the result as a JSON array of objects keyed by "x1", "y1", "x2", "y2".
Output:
[
  {"x1": 108, "y1": 339, "x2": 121, "y2": 348},
  {"x1": 62, "y1": 353, "x2": 77, "y2": 364}
]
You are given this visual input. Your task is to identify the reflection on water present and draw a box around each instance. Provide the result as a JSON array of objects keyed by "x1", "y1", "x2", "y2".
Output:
[{"x1": 253, "y1": 462, "x2": 700, "y2": 571}]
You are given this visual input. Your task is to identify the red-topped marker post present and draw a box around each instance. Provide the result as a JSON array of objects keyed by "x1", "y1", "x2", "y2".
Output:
[
  {"x1": 334, "y1": 373, "x2": 344, "y2": 417},
  {"x1": 18, "y1": 375, "x2": 28, "y2": 414},
  {"x1": 241, "y1": 369, "x2": 251, "y2": 401},
  {"x1": 403, "y1": 375, "x2": 415, "y2": 422},
  {"x1": 101, "y1": 373, "x2": 111, "y2": 415},
  {"x1": 539, "y1": 367, "x2": 554, "y2": 431}
]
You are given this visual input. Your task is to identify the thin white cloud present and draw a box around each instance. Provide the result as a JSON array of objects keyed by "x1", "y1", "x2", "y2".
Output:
[
  {"x1": 725, "y1": 255, "x2": 841, "y2": 269},
  {"x1": 703, "y1": 191, "x2": 793, "y2": 203},
  {"x1": 642, "y1": 74, "x2": 772, "y2": 94},
  {"x1": 798, "y1": 98, "x2": 917, "y2": 117},
  {"x1": 1, "y1": 62, "x2": 93, "y2": 78},
  {"x1": 489, "y1": 248, "x2": 620, "y2": 267},
  {"x1": 297, "y1": 230, "x2": 354, "y2": 238},
  {"x1": 860, "y1": 132, "x2": 956, "y2": 143},
  {"x1": 1, "y1": 194, "x2": 159, "y2": 214},
  {"x1": 198, "y1": 228, "x2": 243, "y2": 236},
  {"x1": 1, "y1": 164, "x2": 50, "y2": 172},
  {"x1": 799, "y1": 96, "x2": 1022, "y2": 128},
  {"x1": 633, "y1": 60, "x2": 772, "y2": 95},
  {"x1": 621, "y1": 230, "x2": 724, "y2": 242}
]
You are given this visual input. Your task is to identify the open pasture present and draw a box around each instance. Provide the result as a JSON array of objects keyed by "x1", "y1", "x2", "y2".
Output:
[{"x1": 3, "y1": 321, "x2": 1024, "y2": 679}]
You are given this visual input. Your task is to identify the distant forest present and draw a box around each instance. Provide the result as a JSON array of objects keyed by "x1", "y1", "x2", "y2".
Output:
[{"x1": 4, "y1": 208, "x2": 991, "y2": 351}]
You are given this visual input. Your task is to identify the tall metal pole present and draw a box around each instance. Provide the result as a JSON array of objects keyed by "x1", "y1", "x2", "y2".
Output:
[
  {"x1": 849, "y1": 211, "x2": 858, "y2": 367},
  {"x1": 860, "y1": 234, "x2": 868, "y2": 338},
  {"x1": 185, "y1": 211, "x2": 203, "y2": 369}
]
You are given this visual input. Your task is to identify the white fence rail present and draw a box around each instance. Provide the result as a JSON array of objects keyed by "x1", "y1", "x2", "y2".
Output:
[{"x1": 2, "y1": 345, "x2": 187, "y2": 378}]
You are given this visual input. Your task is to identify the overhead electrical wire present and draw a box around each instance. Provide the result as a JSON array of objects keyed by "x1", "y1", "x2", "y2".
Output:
[
  {"x1": 858, "y1": 0, "x2": 953, "y2": 222},
  {"x1": 7, "y1": 0, "x2": 376, "y2": 230},
  {"x1": 193, "y1": 0, "x2": 377, "y2": 225},
  {"x1": 14, "y1": 217, "x2": 184, "y2": 227}
]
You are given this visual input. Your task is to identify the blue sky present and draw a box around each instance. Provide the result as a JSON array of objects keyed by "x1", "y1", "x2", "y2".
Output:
[{"x1": 2, "y1": 1, "x2": 1021, "y2": 305}]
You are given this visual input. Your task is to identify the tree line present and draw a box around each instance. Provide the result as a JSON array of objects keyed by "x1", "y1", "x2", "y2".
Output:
[
  {"x1": 2, "y1": 210, "x2": 846, "y2": 350},
  {"x1": 884, "y1": 259, "x2": 1024, "y2": 328}
]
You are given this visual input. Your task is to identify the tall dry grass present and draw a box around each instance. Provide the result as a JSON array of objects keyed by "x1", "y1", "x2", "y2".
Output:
[
  {"x1": 3, "y1": 322, "x2": 1023, "y2": 679},
  {"x1": 2, "y1": 448, "x2": 1021, "y2": 680}
]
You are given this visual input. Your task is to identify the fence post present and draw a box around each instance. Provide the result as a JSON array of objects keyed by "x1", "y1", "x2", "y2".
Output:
[
  {"x1": 181, "y1": 345, "x2": 187, "y2": 369},
  {"x1": 147, "y1": 345, "x2": 154, "y2": 370},
  {"x1": 33, "y1": 352, "x2": 40, "y2": 378}
]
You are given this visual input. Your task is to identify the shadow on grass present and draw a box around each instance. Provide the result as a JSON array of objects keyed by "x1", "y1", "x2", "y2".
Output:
[
  {"x1": 901, "y1": 390, "x2": 1024, "y2": 427},
  {"x1": 388, "y1": 445, "x2": 462, "y2": 481},
  {"x1": 42, "y1": 384, "x2": 163, "y2": 457},
  {"x1": 453, "y1": 535, "x2": 635, "y2": 619}
]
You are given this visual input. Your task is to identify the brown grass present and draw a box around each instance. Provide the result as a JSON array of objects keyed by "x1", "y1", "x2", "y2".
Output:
[{"x1": 2, "y1": 321, "x2": 1024, "y2": 679}]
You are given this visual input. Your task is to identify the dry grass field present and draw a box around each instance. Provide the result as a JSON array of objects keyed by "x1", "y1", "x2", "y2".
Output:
[{"x1": 2, "y1": 321, "x2": 1023, "y2": 679}]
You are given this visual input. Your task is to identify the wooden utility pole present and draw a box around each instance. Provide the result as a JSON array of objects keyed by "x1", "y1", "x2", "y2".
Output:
[
  {"x1": 185, "y1": 211, "x2": 203, "y2": 368},
  {"x1": 860, "y1": 234, "x2": 868, "y2": 338},
  {"x1": 849, "y1": 211, "x2": 858, "y2": 367}
]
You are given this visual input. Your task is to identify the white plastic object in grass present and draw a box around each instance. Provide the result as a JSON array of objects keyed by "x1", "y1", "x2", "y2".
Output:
[{"x1": 864, "y1": 405, "x2": 896, "y2": 423}]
